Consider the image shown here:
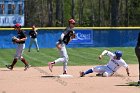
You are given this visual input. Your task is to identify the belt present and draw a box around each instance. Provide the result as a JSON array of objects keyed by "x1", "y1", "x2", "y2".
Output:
[
  {"x1": 18, "y1": 43, "x2": 24, "y2": 44},
  {"x1": 107, "y1": 65, "x2": 115, "y2": 72}
]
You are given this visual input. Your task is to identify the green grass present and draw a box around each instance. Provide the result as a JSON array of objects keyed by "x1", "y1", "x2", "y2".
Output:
[
  {"x1": 0, "y1": 47, "x2": 138, "y2": 67},
  {"x1": 127, "y1": 82, "x2": 140, "y2": 87}
]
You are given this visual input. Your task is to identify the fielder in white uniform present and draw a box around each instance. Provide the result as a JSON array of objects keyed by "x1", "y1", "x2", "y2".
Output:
[
  {"x1": 48, "y1": 19, "x2": 76, "y2": 74},
  {"x1": 80, "y1": 50, "x2": 130, "y2": 77}
]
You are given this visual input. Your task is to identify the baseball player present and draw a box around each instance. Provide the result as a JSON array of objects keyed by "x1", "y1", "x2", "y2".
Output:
[
  {"x1": 48, "y1": 19, "x2": 76, "y2": 74},
  {"x1": 28, "y1": 25, "x2": 39, "y2": 52},
  {"x1": 6, "y1": 23, "x2": 31, "y2": 71},
  {"x1": 80, "y1": 50, "x2": 130, "y2": 77},
  {"x1": 135, "y1": 32, "x2": 140, "y2": 85}
]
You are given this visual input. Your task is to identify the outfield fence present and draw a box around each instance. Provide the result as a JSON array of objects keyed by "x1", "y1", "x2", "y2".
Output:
[{"x1": 0, "y1": 27, "x2": 140, "y2": 48}]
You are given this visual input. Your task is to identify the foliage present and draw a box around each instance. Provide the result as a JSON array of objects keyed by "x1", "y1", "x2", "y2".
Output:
[{"x1": 24, "y1": 0, "x2": 140, "y2": 27}]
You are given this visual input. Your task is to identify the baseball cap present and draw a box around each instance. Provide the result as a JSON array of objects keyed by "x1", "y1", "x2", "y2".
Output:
[
  {"x1": 14, "y1": 23, "x2": 21, "y2": 28},
  {"x1": 69, "y1": 19, "x2": 76, "y2": 24}
]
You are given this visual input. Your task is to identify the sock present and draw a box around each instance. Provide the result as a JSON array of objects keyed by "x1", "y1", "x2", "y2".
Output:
[
  {"x1": 84, "y1": 69, "x2": 93, "y2": 75},
  {"x1": 21, "y1": 58, "x2": 28, "y2": 66},
  {"x1": 11, "y1": 59, "x2": 18, "y2": 67},
  {"x1": 51, "y1": 62, "x2": 55, "y2": 64}
]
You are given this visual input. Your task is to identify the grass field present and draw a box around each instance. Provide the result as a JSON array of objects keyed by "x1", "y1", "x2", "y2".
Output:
[{"x1": 0, "y1": 47, "x2": 138, "y2": 68}]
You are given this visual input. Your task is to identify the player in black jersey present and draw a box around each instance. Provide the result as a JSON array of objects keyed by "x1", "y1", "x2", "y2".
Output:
[
  {"x1": 48, "y1": 19, "x2": 76, "y2": 74},
  {"x1": 28, "y1": 25, "x2": 39, "y2": 52},
  {"x1": 135, "y1": 32, "x2": 140, "y2": 85},
  {"x1": 6, "y1": 23, "x2": 31, "y2": 71}
]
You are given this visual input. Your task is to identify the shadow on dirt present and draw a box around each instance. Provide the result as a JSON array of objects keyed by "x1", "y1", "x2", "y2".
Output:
[{"x1": 41, "y1": 75, "x2": 60, "y2": 78}]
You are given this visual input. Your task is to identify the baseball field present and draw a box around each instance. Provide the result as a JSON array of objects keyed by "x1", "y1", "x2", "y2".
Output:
[{"x1": 0, "y1": 47, "x2": 139, "y2": 93}]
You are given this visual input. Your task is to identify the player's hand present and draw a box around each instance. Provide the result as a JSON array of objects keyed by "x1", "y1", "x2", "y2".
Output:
[
  {"x1": 99, "y1": 55, "x2": 103, "y2": 60},
  {"x1": 15, "y1": 39, "x2": 20, "y2": 43},
  {"x1": 12, "y1": 36, "x2": 19, "y2": 44},
  {"x1": 56, "y1": 43, "x2": 62, "y2": 50}
]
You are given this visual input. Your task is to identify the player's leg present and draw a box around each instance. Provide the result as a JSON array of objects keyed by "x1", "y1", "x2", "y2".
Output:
[
  {"x1": 34, "y1": 38, "x2": 39, "y2": 52},
  {"x1": 102, "y1": 68, "x2": 114, "y2": 77},
  {"x1": 6, "y1": 58, "x2": 17, "y2": 70},
  {"x1": 48, "y1": 43, "x2": 69, "y2": 74},
  {"x1": 61, "y1": 44, "x2": 69, "y2": 74},
  {"x1": 6, "y1": 44, "x2": 21, "y2": 70},
  {"x1": 19, "y1": 44, "x2": 31, "y2": 70},
  {"x1": 80, "y1": 68, "x2": 93, "y2": 77},
  {"x1": 28, "y1": 38, "x2": 34, "y2": 52},
  {"x1": 80, "y1": 66, "x2": 106, "y2": 77},
  {"x1": 63, "y1": 62, "x2": 68, "y2": 74},
  {"x1": 135, "y1": 46, "x2": 140, "y2": 85}
]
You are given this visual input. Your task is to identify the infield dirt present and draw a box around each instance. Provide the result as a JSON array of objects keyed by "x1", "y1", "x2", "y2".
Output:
[{"x1": 0, "y1": 64, "x2": 139, "y2": 93}]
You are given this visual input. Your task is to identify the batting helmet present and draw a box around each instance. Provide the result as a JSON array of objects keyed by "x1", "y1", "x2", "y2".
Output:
[
  {"x1": 14, "y1": 23, "x2": 21, "y2": 28},
  {"x1": 69, "y1": 19, "x2": 76, "y2": 24},
  {"x1": 114, "y1": 50, "x2": 122, "y2": 58}
]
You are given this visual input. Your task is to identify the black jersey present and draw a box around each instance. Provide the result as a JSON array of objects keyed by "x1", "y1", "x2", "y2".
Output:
[
  {"x1": 62, "y1": 30, "x2": 75, "y2": 45},
  {"x1": 137, "y1": 32, "x2": 140, "y2": 46},
  {"x1": 29, "y1": 30, "x2": 37, "y2": 38},
  {"x1": 17, "y1": 30, "x2": 26, "y2": 44}
]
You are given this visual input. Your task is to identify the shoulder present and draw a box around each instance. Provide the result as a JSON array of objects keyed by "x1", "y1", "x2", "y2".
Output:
[
  {"x1": 119, "y1": 58, "x2": 127, "y2": 64},
  {"x1": 21, "y1": 30, "x2": 27, "y2": 36}
]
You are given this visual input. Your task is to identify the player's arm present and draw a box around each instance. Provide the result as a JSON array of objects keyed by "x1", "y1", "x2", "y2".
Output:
[
  {"x1": 68, "y1": 31, "x2": 76, "y2": 43},
  {"x1": 60, "y1": 27, "x2": 69, "y2": 40},
  {"x1": 16, "y1": 37, "x2": 27, "y2": 42},
  {"x1": 16, "y1": 32, "x2": 27, "y2": 43},
  {"x1": 99, "y1": 50, "x2": 108, "y2": 59},
  {"x1": 35, "y1": 31, "x2": 37, "y2": 35},
  {"x1": 126, "y1": 67, "x2": 130, "y2": 76},
  {"x1": 122, "y1": 61, "x2": 130, "y2": 76},
  {"x1": 60, "y1": 33, "x2": 65, "y2": 40},
  {"x1": 99, "y1": 50, "x2": 113, "y2": 59}
]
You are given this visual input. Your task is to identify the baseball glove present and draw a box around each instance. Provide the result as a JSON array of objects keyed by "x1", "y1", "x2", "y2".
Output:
[
  {"x1": 72, "y1": 33, "x2": 76, "y2": 38},
  {"x1": 12, "y1": 36, "x2": 18, "y2": 44}
]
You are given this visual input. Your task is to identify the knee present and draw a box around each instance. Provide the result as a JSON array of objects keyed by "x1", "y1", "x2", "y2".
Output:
[
  {"x1": 64, "y1": 57, "x2": 69, "y2": 62},
  {"x1": 102, "y1": 72, "x2": 109, "y2": 77}
]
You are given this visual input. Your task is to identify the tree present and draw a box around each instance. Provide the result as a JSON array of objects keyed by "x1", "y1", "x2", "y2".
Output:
[
  {"x1": 71, "y1": 0, "x2": 75, "y2": 19},
  {"x1": 56, "y1": 0, "x2": 61, "y2": 26},
  {"x1": 78, "y1": 0, "x2": 84, "y2": 25},
  {"x1": 111, "y1": 0, "x2": 119, "y2": 26},
  {"x1": 47, "y1": 0, "x2": 53, "y2": 26},
  {"x1": 24, "y1": 0, "x2": 140, "y2": 27}
]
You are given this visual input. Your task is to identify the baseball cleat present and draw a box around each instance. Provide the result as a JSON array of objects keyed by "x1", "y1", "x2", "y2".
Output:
[
  {"x1": 24, "y1": 64, "x2": 31, "y2": 71},
  {"x1": 48, "y1": 62, "x2": 53, "y2": 72},
  {"x1": 80, "y1": 71, "x2": 85, "y2": 77},
  {"x1": 63, "y1": 71, "x2": 67, "y2": 74},
  {"x1": 138, "y1": 80, "x2": 140, "y2": 86},
  {"x1": 96, "y1": 73, "x2": 103, "y2": 77},
  {"x1": 6, "y1": 65, "x2": 13, "y2": 70}
]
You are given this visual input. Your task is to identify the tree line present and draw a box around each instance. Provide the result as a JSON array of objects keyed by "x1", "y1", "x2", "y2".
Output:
[{"x1": 24, "y1": 0, "x2": 140, "y2": 27}]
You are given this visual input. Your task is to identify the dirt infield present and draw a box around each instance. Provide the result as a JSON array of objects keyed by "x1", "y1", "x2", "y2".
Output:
[{"x1": 0, "y1": 64, "x2": 139, "y2": 93}]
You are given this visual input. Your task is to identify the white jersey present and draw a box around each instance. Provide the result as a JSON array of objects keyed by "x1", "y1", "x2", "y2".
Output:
[{"x1": 102, "y1": 50, "x2": 128, "y2": 72}]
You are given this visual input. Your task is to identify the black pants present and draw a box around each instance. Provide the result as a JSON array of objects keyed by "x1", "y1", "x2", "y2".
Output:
[{"x1": 135, "y1": 46, "x2": 140, "y2": 81}]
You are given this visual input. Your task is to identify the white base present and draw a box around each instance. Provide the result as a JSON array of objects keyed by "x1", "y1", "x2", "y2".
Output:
[{"x1": 58, "y1": 74, "x2": 73, "y2": 78}]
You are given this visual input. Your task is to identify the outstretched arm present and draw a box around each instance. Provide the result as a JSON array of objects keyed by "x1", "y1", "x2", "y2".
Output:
[
  {"x1": 99, "y1": 50, "x2": 114, "y2": 60},
  {"x1": 126, "y1": 67, "x2": 130, "y2": 76},
  {"x1": 99, "y1": 50, "x2": 109, "y2": 59}
]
